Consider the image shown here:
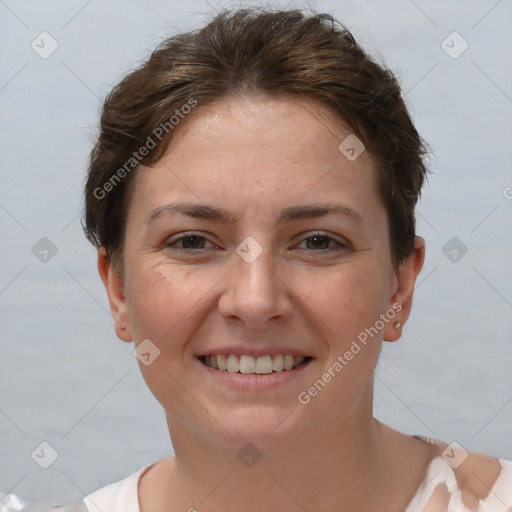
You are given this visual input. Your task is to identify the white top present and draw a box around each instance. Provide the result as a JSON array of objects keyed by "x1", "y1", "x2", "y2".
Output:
[
  {"x1": 82, "y1": 466, "x2": 147, "y2": 512},
  {"x1": 82, "y1": 440, "x2": 512, "y2": 512}
]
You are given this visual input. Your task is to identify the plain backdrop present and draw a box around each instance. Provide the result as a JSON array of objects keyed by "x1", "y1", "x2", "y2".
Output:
[{"x1": 1, "y1": 0, "x2": 511, "y2": 504}]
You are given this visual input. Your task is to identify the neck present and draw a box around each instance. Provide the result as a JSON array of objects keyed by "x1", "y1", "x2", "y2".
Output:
[{"x1": 157, "y1": 391, "x2": 404, "y2": 511}]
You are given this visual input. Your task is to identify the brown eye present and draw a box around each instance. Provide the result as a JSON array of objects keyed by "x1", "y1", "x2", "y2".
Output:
[
  {"x1": 179, "y1": 236, "x2": 207, "y2": 249},
  {"x1": 305, "y1": 236, "x2": 332, "y2": 250},
  {"x1": 298, "y1": 233, "x2": 346, "y2": 252},
  {"x1": 165, "y1": 234, "x2": 215, "y2": 251}
]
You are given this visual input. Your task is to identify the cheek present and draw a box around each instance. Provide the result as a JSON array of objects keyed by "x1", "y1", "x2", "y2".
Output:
[
  {"x1": 124, "y1": 261, "x2": 221, "y2": 345},
  {"x1": 123, "y1": 265, "x2": 210, "y2": 403},
  {"x1": 296, "y1": 266, "x2": 389, "y2": 414},
  {"x1": 304, "y1": 261, "x2": 390, "y2": 336}
]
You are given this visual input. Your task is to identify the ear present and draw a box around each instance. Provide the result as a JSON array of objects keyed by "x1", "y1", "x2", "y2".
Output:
[
  {"x1": 97, "y1": 247, "x2": 133, "y2": 342},
  {"x1": 383, "y1": 237, "x2": 425, "y2": 342}
]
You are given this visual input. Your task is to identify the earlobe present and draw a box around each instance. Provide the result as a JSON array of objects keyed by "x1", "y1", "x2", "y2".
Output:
[
  {"x1": 97, "y1": 247, "x2": 133, "y2": 342},
  {"x1": 383, "y1": 237, "x2": 425, "y2": 342}
]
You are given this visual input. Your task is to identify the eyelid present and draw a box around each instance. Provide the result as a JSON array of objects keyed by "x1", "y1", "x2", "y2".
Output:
[
  {"x1": 164, "y1": 231, "x2": 349, "y2": 252},
  {"x1": 164, "y1": 232, "x2": 219, "y2": 249},
  {"x1": 294, "y1": 231, "x2": 348, "y2": 250}
]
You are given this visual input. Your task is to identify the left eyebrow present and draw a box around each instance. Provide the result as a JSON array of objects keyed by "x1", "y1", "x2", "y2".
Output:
[
  {"x1": 146, "y1": 202, "x2": 365, "y2": 225},
  {"x1": 278, "y1": 204, "x2": 364, "y2": 224}
]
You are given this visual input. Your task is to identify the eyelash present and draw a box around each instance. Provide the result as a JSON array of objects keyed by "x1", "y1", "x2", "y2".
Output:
[{"x1": 165, "y1": 232, "x2": 347, "y2": 253}]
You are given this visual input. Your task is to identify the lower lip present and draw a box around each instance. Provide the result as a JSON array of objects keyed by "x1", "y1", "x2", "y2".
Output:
[{"x1": 197, "y1": 358, "x2": 313, "y2": 390}]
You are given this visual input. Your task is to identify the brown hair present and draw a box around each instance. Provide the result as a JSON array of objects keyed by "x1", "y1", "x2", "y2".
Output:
[{"x1": 83, "y1": 8, "x2": 428, "y2": 270}]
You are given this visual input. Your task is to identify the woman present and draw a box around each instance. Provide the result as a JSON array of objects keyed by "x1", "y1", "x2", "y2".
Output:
[{"x1": 78, "y1": 8, "x2": 511, "y2": 512}]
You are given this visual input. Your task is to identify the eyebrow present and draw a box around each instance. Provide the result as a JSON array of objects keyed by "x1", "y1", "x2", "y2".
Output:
[{"x1": 147, "y1": 202, "x2": 364, "y2": 225}]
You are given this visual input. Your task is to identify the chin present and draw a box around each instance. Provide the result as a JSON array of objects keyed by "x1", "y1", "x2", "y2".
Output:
[{"x1": 208, "y1": 404, "x2": 309, "y2": 450}]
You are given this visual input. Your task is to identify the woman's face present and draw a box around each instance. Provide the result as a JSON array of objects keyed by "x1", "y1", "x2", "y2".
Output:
[{"x1": 101, "y1": 95, "x2": 422, "y2": 448}]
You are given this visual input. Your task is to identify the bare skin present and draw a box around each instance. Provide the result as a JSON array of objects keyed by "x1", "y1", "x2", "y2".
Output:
[
  {"x1": 136, "y1": 436, "x2": 501, "y2": 511},
  {"x1": 98, "y1": 95, "x2": 501, "y2": 511}
]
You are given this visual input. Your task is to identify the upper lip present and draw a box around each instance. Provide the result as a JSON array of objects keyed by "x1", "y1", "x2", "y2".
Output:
[{"x1": 196, "y1": 346, "x2": 313, "y2": 358}]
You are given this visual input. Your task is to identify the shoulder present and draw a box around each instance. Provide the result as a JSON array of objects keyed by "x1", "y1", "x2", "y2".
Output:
[
  {"x1": 82, "y1": 463, "x2": 154, "y2": 512},
  {"x1": 451, "y1": 450, "x2": 505, "y2": 505},
  {"x1": 412, "y1": 436, "x2": 512, "y2": 508},
  {"x1": 432, "y1": 442, "x2": 512, "y2": 508}
]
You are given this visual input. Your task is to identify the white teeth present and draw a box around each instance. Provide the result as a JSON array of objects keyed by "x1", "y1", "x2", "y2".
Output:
[
  {"x1": 255, "y1": 355, "x2": 273, "y2": 374},
  {"x1": 239, "y1": 355, "x2": 256, "y2": 374},
  {"x1": 203, "y1": 354, "x2": 308, "y2": 373},
  {"x1": 227, "y1": 354, "x2": 239, "y2": 372},
  {"x1": 272, "y1": 354, "x2": 284, "y2": 371},
  {"x1": 217, "y1": 354, "x2": 227, "y2": 371},
  {"x1": 283, "y1": 354, "x2": 294, "y2": 371}
]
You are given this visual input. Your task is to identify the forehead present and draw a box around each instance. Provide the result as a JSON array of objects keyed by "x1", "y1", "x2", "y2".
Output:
[
  {"x1": 167, "y1": 94, "x2": 373, "y2": 171},
  {"x1": 129, "y1": 94, "x2": 382, "y2": 223}
]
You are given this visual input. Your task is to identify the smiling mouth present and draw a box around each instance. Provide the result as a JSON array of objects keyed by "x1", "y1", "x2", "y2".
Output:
[{"x1": 199, "y1": 354, "x2": 312, "y2": 374}]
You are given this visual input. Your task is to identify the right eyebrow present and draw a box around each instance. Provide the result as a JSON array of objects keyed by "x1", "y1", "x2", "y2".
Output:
[{"x1": 147, "y1": 203, "x2": 238, "y2": 224}]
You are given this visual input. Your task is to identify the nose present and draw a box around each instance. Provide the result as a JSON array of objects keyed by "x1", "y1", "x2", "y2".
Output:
[{"x1": 218, "y1": 244, "x2": 293, "y2": 329}]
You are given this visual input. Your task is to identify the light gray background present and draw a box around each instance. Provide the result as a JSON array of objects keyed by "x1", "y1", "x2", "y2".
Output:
[{"x1": 1, "y1": 0, "x2": 511, "y2": 505}]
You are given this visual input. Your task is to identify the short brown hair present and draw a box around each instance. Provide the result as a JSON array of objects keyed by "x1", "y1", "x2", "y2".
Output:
[{"x1": 83, "y1": 8, "x2": 428, "y2": 269}]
